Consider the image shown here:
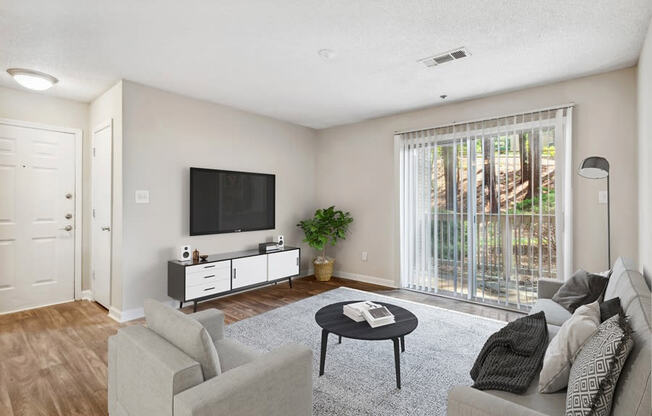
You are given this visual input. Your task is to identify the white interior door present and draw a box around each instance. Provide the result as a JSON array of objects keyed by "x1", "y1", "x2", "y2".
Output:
[
  {"x1": 0, "y1": 122, "x2": 77, "y2": 313},
  {"x1": 92, "y1": 121, "x2": 112, "y2": 309}
]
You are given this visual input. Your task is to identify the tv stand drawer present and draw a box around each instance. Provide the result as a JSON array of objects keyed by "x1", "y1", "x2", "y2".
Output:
[
  {"x1": 186, "y1": 279, "x2": 229, "y2": 301},
  {"x1": 186, "y1": 266, "x2": 230, "y2": 287},
  {"x1": 186, "y1": 260, "x2": 230, "y2": 275}
]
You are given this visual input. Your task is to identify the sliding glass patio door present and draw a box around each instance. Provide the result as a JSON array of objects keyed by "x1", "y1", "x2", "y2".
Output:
[{"x1": 399, "y1": 108, "x2": 573, "y2": 310}]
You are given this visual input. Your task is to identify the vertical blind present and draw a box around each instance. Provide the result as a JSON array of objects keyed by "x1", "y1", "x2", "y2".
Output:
[{"x1": 397, "y1": 106, "x2": 573, "y2": 309}]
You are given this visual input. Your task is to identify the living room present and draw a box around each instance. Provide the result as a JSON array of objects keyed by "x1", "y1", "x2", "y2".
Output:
[{"x1": 0, "y1": 1, "x2": 650, "y2": 415}]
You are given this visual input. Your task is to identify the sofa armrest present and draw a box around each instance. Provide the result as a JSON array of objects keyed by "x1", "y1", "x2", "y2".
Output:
[
  {"x1": 448, "y1": 386, "x2": 548, "y2": 416},
  {"x1": 108, "y1": 326, "x2": 203, "y2": 416},
  {"x1": 188, "y1": 308, "x2": 224, "y2": 342},
  {"x1": 174, "y1": 343, "x2": 312, "y2": 416},
  {"x1": 537, "y1": 278, "x2": 563, "y2": 299}
]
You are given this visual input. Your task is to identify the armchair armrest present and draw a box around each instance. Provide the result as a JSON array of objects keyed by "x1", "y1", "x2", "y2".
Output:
[
  {"x1": 537, "y1": 278, "x2": 563, "y2": 299},
  {"x1": 108, "y1": 325, "x2": 203, "y2": 416},
  {"x1": 188, "y1": 308, "x2": 224, "y2": 342},
  {"x1": 448, "y1": 386, "x2": 548, "y2": 416},
  {"x1": 174, "y1": 343, "x2": 313, "y2": 416}
]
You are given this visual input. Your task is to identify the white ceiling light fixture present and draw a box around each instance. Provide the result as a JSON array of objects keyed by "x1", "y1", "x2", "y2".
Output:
[
  {"x1": 318, "y1": 49, "x2": 336, "y2": 60},
  {"x1": 7, "y1": 68, "x2": 58, "y2": 91}
]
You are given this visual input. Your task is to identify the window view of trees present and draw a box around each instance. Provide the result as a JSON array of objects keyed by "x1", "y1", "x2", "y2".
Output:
[{"x1": 432, "y1": 129, "x2": 556, "y2": 309}]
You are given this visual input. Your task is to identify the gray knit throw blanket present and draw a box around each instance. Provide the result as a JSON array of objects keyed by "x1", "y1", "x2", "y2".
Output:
[{"x1": 470, "y1": 311, "x2": 548, "y2": 393}]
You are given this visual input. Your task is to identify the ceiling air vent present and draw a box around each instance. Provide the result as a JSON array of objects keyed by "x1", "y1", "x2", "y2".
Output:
[{"x1": 419, "y1": 47, "x2": 470, "y2": 68}]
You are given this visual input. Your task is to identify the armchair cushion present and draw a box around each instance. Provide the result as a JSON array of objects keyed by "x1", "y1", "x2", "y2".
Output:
[
  {"x1": 144, "y1": 299, "x2": 221, "y2": 380},
  {"x1": 214, "y1": 338, "x2": 262, "y2": 373},
  {"x1": 174, "y1": 343, "x2": 312, "y2": 416}
]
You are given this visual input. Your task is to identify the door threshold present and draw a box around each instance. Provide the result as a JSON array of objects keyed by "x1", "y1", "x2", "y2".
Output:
[{"x1": 403, "y1": 288, "x2": 529, "y2": 314}]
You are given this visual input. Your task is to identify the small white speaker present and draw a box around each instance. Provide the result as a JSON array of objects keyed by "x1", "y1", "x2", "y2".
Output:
[
  {"x1": 178, "y1": 245, "x2": 192, "y2": 261},
  {"x1": 277, "y1": 235, "x2": 284, "y2": 248}
]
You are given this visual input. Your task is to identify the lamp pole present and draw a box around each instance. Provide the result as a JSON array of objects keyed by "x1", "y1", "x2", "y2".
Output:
[{"x1": 607, "y1": 174, "x2": 611, "y2": 269}]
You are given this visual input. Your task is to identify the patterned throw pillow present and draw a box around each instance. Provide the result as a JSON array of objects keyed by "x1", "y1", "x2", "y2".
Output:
[{"x1": 565, "y1": 314, "x2": 634, "y2": 416}]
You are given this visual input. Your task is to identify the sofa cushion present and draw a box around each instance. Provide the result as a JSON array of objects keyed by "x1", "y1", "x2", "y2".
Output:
[
  {"x1": 538, "y1": 301, "x2": 600, "y2": 393},
  {"x1": 530, "y1": 299, "x2": 571, "y2": 327},
  {"x1": 566, "y1": 314, "x2": 634, "y2": 416},
  {"x1": 482, "y1": 374, "x2": 567, "y2": 415},
  {"x1": 603, "y1": 258, "x2": 651, "y2": 416},
  {"x1": 144, "y1": 299, "x2": 221, "y2": 380},
  {"x1": 551, "y1": 269, "x2": 608, "y2": 313}
]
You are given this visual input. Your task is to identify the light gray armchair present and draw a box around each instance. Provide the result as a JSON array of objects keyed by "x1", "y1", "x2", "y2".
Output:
[{"x1": 108, "y1": 300, "x2": 313, "y2": 416}]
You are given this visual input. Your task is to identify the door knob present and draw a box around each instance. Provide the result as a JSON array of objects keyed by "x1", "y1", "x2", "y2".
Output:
[
  {"x1": 65, "y1": 213, "x2": 73, "y2": 219},
  {"x1": 101, "y1": 226, "x2": 111, "y2": 231},
  {"x1": 65, "y1": 193, "x2": 73, "y2": 199},
  {"x1": 59, "y1": 225, "x2": 73, "y2": 232}
]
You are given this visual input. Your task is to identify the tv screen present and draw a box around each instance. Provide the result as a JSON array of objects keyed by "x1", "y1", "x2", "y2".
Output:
[{"x1": 190, "y1": 168, "x2": 275, "y2": 235}]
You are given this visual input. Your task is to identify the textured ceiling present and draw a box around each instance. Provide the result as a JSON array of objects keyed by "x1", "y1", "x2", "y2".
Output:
[{"x1": 1, "y1": 0, "x2": 651, "y2": 128}]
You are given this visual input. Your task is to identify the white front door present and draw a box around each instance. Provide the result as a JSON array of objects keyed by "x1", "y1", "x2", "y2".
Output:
[
  {"x1": 0, "y1": 122, "x2": 77, "y2": 314},
  {"x1": 92, "y1": 121, "x2": 112, "y2": 309}
]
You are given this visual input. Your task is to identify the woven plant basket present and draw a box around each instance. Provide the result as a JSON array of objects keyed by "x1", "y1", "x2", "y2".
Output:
[{"x1": 314, "y1": 259, "x2": 335, "y2": 281}]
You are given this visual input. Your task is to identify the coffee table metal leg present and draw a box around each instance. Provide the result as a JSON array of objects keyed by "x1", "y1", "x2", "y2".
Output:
[
  {"x1": 400, "y1": 336, "x2": 405, "y2": 352},
  {"x1": 338, "y1": 335, "x2": 342, "y2": 344},
  {"x1": 392, "y1": 338, "x2": 401, "y2": 389},
  {"x1": 319, "y1": 329, "x2": 329, "y2": 376}
]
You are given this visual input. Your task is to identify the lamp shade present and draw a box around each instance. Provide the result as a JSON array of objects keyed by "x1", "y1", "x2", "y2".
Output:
[{"x1": 578, "y1": 156, "x2": 609, "y2": 179}]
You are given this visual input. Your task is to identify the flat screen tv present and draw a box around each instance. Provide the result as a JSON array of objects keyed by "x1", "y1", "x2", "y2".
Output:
[{"x1": 190, "y1": 168, "x2": 275, "y2": 235}]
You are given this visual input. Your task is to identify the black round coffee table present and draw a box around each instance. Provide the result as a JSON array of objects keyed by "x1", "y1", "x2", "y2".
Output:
[{"x1": 315, "y1": 301, "x2": 418, "y2": 389}]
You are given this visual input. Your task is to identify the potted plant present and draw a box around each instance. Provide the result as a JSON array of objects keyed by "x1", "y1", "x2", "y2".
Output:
[{"x1": 297, "y1": 206, "x2": 353, "y2": 281}]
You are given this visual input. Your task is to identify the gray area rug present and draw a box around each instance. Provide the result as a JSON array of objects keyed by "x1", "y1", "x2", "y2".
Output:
[{"x1": 224, "y1": 287, "x2": 505, "y2": 415}]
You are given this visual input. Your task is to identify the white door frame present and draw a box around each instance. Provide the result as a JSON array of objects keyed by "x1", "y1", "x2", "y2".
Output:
[
  {"x1": 0, "y1": 117, "x2": 83, "y2": 301},
  {"x1": 91, "y1": 119, "x2": 113, "y2": 306}
]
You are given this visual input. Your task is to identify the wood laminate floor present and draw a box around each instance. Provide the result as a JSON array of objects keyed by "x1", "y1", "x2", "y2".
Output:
[{"x1": 0, "y1": 276, "x2": 523, "y2": 416}]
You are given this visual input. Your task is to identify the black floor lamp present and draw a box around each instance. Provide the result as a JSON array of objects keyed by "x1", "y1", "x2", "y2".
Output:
[{"x1": 578, "y1": 156, "x2": 611, "y2": 268}]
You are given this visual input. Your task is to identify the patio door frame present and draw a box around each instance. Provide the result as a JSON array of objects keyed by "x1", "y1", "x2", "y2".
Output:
[{"x1": 395, "y1": 104, "x2": 573, "y2": 310}]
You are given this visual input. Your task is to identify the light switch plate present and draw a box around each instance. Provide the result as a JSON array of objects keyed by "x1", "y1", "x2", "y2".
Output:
[
  {"x1": 598, "y1": 191, "x2": 608, "y2": 204},
  {"x1": 135, "y1": 190, "x2": 150, "y2": 204},
  {"x1": 361, "y1": 251, "x2": 368, "y2": 262}
]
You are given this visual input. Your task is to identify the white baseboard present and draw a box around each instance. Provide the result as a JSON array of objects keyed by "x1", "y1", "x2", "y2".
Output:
[
  {"x1": 333, "y1": 270, "x2": 398, "y2": 288},
  {"x1": 107, "y1": 306, "x2": 123, "y2": 322},
  {"x1": 299, "y1": 267, "x2": 314, "y2": 278},
  {"x1": 81, "y1": 290, "x2": 94, "y2": 301},
  {"x1": 108, "y1": 300, "x2": 177, "y2": 323}
]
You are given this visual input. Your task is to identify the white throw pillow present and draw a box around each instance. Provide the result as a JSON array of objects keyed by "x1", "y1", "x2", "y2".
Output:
[{"x1": 538, "y1": 300, "x2": 600, "y2": 393}]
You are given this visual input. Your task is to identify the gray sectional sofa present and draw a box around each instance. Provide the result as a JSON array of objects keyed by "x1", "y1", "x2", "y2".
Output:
[
  {"x1": 108, "y1": 301, "x2": 313, "y2": 416},
  {"x1": 448, "y1": 257, "x2": 651, "y2": 416}
]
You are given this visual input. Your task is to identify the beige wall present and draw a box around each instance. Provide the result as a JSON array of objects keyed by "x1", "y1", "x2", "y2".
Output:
[
  {"x1": 0, "y1": 85, "x2": 91, "y2": 292},
  {"x1": 638, "y1": 22, "x2": 652, "y2": 287},
  {"x1": 316, "y1": 68, "x2": 638, "y2": 287},
  {"x1": 89, "y1": 81, "x2": 124, "y2": 310},
  {"x1": 120, "y1": 81, "x2": 318, "y2": 311}
]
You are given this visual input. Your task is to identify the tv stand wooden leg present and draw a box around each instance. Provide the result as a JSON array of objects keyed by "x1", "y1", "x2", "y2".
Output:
[
  {"x1": 289, "y1": 277, "x2": 293, "y2": 288},
  {"x1": 193, "y1": 301, "x2": 197, "y2": 313}
]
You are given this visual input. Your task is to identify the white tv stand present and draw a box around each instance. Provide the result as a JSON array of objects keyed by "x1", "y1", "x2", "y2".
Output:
[{"x1": 168, "y1": 246, "x2": 300, "y2": 312}]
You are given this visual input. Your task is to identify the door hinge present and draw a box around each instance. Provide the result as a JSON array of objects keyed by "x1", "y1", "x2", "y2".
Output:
[
  {"x1": 92, "y1": 208, "x2": 96, "y2": 218},
  {"x1": 93, "y1": 147, "x2": 96, "y2": 157},
  {"x1": 92, "y1": 270, "x2": 95, "y2": 280}
]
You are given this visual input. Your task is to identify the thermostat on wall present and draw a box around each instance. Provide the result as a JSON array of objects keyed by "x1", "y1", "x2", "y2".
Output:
[{"x1": 135, "y1": 190, "x2": 150, "y2": 204}]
